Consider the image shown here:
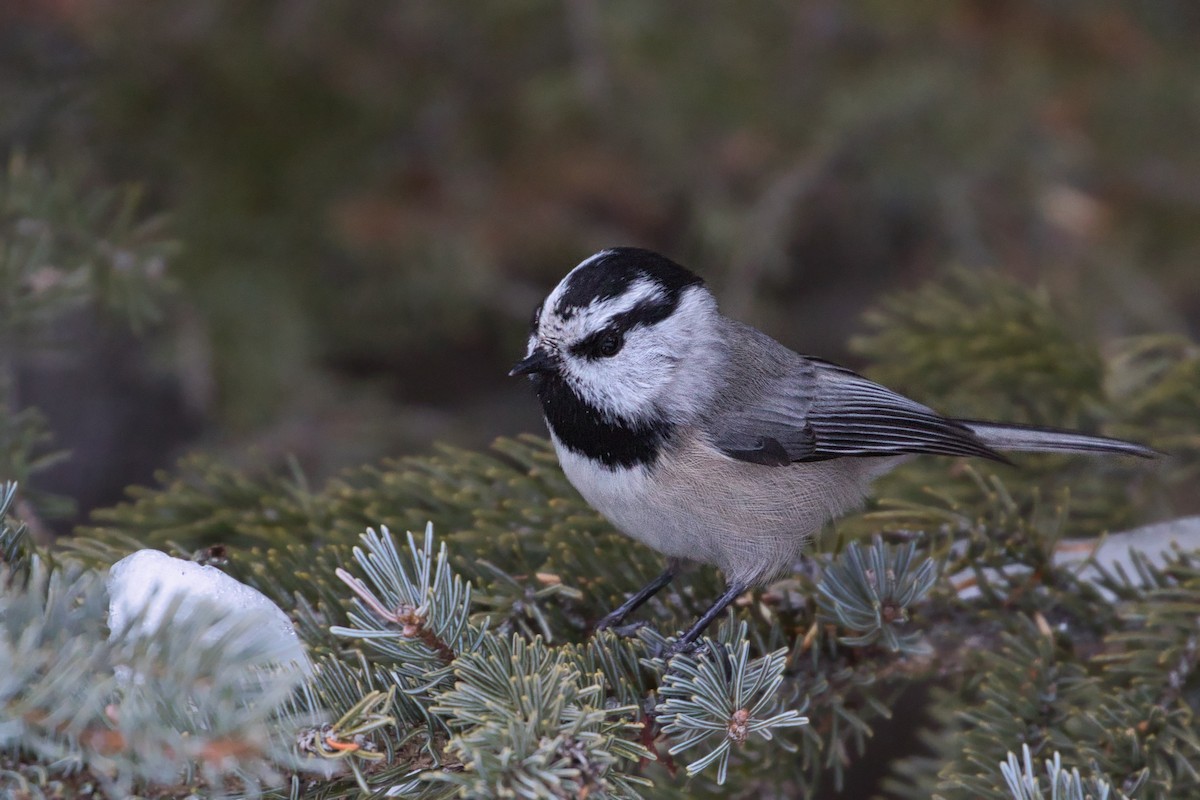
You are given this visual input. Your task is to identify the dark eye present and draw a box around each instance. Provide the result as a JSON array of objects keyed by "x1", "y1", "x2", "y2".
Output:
[
  {"x1": 529, "y1": 302, "x2": 543, "y2": 333},
  {"x1": 598, "y1": 330, "x2": 623, "y2": 357}
]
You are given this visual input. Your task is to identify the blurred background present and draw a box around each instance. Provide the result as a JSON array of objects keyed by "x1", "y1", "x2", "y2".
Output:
[{"x1": 2, "y1": 0, "x2": 1198, "y2": 531}]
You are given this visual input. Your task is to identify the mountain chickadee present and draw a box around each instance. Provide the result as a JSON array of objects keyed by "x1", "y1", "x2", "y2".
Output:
[{"x1": 511, "y1": 247, "x2": 1157, "y2": 652}]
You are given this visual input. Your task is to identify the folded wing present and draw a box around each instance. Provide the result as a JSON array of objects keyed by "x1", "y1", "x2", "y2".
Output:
[{"x1": 711, "y1": 357, "x2": 1006, "y2": 466}]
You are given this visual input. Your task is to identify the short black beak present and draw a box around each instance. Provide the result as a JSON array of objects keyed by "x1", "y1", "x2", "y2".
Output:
[{"x1": 509, "y1": 347, "x2": 557, "y2": 377}]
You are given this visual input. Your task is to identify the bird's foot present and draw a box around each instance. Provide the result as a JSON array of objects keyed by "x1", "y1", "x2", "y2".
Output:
[
  {"x1": 593, "y1": 612, "x2": 650, "y2": 638},
  {"x1": 593, "y1": 609, "x2": 630, "y2": 633},
  {"x1": 610, "y1": 620, "x2": 651, "y2": 638},
  {"x1": 652, "y1": 636, "x2": 704, "y2": 662}
]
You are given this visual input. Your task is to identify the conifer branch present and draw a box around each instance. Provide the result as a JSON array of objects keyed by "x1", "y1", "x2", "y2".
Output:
[
  {"x1": 653, "y1": 622, "x2": 808, "y2": 785},
  {"x1": 1001, "y1": 744, "x2": 1138, "y2": 800},
  {"x1": 1, "y1": 551, "x2": 313, "y2": 797},
  {"x1": 7, "y1": 258, "x2": 1195, "y2": 796},
  {"x1": 294, "y1": 687, "x2": 397, "y2": 794},
  {"x1": 817, "y1": 536, "x2": 937, "y2": 652},
  {"x1": 430, "y1": 633, "x2": 650, "y2": 799},
  {"x1": 335, "y1": 568, "x2": 457, "y2": 664},
  {"x1": 0, "y1": 481, "x2": 31, "y2": 573},
  {"x1": 330, "y1": 525, "x2": 480, "y2": 680}
]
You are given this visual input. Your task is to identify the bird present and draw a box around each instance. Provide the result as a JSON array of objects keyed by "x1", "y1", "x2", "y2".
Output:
[{"x1": 510, "y1": 247, "x2": 1157, "y2": 654}]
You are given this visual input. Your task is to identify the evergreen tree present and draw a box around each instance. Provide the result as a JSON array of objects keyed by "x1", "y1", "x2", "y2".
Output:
[{"x1": 3, "y1": 156, "x2": 1199, "y2": 799}]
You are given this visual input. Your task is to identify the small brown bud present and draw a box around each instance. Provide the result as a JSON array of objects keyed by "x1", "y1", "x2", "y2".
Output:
[{"x1": 728, "y1": 708, "x2": 751, "y2": 744}]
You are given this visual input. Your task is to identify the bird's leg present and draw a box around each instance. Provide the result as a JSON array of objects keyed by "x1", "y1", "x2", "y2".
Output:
[
  {"x1": 662, "y1": 580, "x2": 751, "y2": 659},
  {"x1": 594, "y1": 563, "x2": 678, "y2": 633}
]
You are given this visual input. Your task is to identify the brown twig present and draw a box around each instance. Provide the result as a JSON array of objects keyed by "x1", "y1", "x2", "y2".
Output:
[{"x1": 335, "y1": 568, "x2": 457, "y2": 663}]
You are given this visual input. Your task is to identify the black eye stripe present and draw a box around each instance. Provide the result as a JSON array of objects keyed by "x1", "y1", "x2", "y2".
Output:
[
  {"x1": 571, "y1": 327, "x2": 621, "y2": 359},
  {"x1": 567, "y1": 296, "x2": 674, "y2": 360},
  {"x1": 609, "y1": 297, "x2": 676, "y2": 329}
]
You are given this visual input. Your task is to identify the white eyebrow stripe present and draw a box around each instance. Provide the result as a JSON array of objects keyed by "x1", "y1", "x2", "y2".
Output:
[
  {"x1": 613, "y1": 277, "x2": 667, "y2": 312},
  {"x1": 572, "y1": 277, "x2": 666, "y2": 331}
]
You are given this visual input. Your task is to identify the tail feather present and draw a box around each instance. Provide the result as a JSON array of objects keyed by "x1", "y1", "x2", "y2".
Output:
[{"x1": 959, "y1": 420, "x2": 1160, "y2": 459}]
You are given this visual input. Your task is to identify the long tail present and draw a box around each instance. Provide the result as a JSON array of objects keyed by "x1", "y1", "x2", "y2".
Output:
[{"x1": 959, "y1": 420, "x2": 1160, "y2": 459}]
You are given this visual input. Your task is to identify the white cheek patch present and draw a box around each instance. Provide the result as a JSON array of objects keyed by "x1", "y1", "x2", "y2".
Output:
[
  {"x1": 564, "y1": 339, "x2": 673, "y2": 422},
  {"x1": 560, "y1": 286, "x2": 721, "y2": 424},
  {"x1": 532, "y1": 250, "x2": 720, "y2": 424}
]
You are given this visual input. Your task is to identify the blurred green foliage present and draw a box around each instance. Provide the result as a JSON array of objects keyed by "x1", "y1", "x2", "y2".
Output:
[
  {"x1": 1, "y1": 3, "x2": 1199, "y2": 796},
  {"x1": 51, "y1": 252, "x2": 1197, "y2": 791},
  {"x1": 4, "y1": 228, "x2": 1196, "y2": 798},
  {"x1": 0, "y1": 155, "x2": 176, "y2": 518},
  {"x1": 3, "y1": 1, "x2": 1198, "y2": 478},
  {"x1": 846, "y1": 267, "x2": 1187, "y2": 536},
  {"x1": 851, "y1": 268, "x2": 1105, "y2": 427}
]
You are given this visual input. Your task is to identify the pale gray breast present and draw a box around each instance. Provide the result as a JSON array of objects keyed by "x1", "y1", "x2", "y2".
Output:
[
  {"x1": 555, "y1": 425, "x2": 890, "y2": 587},
  {"x1": 658, "y1": 433, "x2": 890, "y2": 585},
  {"x1": 552, "y1": 317, "x2": 921, "y2": 586}
]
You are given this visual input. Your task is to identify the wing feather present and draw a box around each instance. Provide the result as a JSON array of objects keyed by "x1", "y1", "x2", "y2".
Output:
[{"x1": 708, "y1": 340, "x2": 1006, "y2": 465}]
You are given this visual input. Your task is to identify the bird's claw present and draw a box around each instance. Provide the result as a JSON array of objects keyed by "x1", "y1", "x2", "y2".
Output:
[
  {"x1": 610, "y1": 620, "x2": 651, "y2": 637},
  {"x1": 593, "y1": 612, "x2": 650, "y2": 637},
  {"x1": 594, "y1": 610, "x2": 633, "y2": 634},
  {"x1": 655, "y1": 637, "x2": 703, "y2": 661}
]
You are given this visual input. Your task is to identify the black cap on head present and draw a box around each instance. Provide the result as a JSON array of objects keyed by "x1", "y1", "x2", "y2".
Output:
[{"x1": 554, "y1": 248, "x2": 704, "y2": 317}]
